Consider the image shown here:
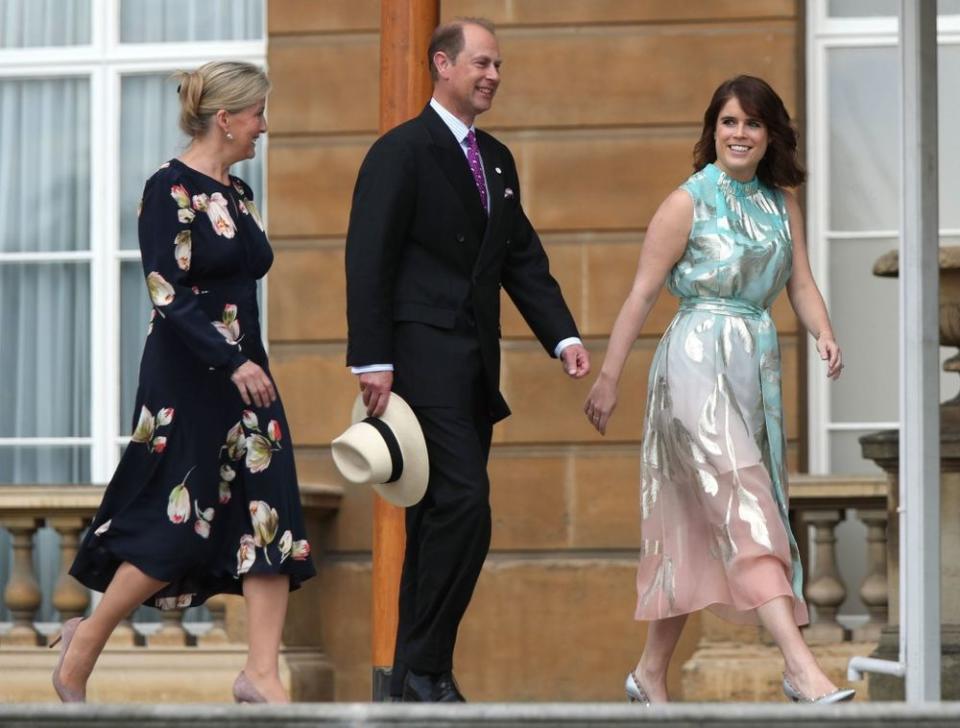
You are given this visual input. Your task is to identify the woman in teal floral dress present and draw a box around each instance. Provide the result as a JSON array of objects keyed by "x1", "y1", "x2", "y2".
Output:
[
  {"x1": 60, "y1": 61, "x2": 314, "y2": 704},
  {"x1": 584, "y1": 77, "x2": 853, "y2": 704}
]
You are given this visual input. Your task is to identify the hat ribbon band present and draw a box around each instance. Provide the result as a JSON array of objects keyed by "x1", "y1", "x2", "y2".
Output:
[{"x1": 362, "y1": 417, "x2": 404, "y2": 484}]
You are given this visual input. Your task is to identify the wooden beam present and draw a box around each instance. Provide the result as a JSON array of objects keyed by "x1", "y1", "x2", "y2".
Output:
[{"x1": 372, "y1": 0, "x2": 439, "y2": 702}]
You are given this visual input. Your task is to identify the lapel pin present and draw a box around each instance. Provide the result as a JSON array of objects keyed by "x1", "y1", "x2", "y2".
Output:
[
  {"x1": 504, "y1": 187, "x2": 514, "y2": 199},
  {"x1": 495, "y1": 167, "x2": 502, "y2": 174}
]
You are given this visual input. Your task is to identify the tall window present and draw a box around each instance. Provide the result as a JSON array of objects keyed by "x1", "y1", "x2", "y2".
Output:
[
  {"x1": 0, "y1": 1, "x2": 265, "y2": 622},
  {"x1": 805, "y1": 0, "x2": 960, "y2": 474},
  {"x1": 0, "y1": 0, "x2": 266, "y2": 488}
]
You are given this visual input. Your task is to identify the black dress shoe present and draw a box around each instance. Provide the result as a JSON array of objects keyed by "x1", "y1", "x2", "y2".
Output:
[{"x1": 401, "y1": 669, "x2": 466, "y2": 702}]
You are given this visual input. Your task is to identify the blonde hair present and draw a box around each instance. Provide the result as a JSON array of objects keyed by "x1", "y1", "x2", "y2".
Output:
[{"x1": 172, "y1": 61, "x2": 271, "y2": 138}]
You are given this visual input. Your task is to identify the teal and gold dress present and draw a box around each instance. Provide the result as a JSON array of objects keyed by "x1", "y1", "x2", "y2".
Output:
[{"x1": 634, "y1": 162, "x2": 808, "y2": 626}]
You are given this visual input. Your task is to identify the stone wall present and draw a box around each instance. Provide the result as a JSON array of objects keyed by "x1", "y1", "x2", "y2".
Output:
[{"x1": 266, "y1": 0, "x2": 802, "y2": 701}]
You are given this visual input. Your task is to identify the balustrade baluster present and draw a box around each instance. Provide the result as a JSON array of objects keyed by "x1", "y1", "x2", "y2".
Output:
[
  {"x1": 47, "y1": 517, "x2": 91, "y2": 629},
  {"x1": 198, "y1": 594, "x2": 230, "y2": 645},
  {"x1": 802, "y1": 509, "x2": 848, "y2": 644},
  {"x1": 149, "y1": 607, "x2": 189, "y2": 647},
  {"x1": 2, "y1": 517, "x2": 44, "y2": 646},
  {"x1": 854, "y1": 508, "x2": 889, "y2": 642}
]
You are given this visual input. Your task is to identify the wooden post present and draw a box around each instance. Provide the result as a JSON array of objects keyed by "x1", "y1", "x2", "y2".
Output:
[{"x1": 373, "y1": 0, "x2": 438, "y2": 702}]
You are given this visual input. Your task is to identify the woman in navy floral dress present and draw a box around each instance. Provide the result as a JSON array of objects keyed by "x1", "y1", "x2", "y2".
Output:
[{"x1": 59, "y1": 61, "x2": 314, "y2": 704}]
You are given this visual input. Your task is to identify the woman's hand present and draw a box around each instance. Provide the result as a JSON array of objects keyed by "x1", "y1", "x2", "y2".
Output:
[
  {"x1": 817, "y1": 335, "x2": 843, "y2": 380},
  {"x1": 584, "y1": 373, "x2": 618, "y2": 435},
  {"x1": 231, "y1": 360, "x2": 277, "y2": 408}
]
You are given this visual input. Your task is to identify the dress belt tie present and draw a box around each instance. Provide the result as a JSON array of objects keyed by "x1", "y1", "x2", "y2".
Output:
[{"x1": 679, "y1": 296, "x2": 766, "y2": 320}]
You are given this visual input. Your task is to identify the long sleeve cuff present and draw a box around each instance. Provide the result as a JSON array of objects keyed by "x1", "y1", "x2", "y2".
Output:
[
  {"x1": 553, "y1": 337, "x2": 582, "y2": 358},
  {"x1": 350, "y1": 363, "x2": 394, "y2": 374}
]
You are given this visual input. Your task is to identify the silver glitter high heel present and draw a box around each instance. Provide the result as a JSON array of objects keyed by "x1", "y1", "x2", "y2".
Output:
[
  {"x1": 625, "y1": 671, "x2": 651, "y2": 704},
  {"x1": 782, "y1": 674, "x2": 855, "y2": 704}
]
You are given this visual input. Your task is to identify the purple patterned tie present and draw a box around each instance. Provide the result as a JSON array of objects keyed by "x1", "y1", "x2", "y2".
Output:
[{"x1": 465, "y1": 130, "x2": 488, "y2": 213}]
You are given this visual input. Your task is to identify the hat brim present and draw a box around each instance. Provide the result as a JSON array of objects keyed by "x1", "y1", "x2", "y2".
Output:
[{"x1": 349, "y1": 392, "x2": 429, "y2": 507}]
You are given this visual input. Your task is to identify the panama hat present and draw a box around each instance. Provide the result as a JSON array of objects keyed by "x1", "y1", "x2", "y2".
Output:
[{"x1": 331, "y1": 392, "x2": 429, "y2": 507}]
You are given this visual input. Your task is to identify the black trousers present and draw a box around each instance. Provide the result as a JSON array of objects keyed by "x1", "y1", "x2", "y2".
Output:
[{"x1": 389, "y1": 370, "x2": 493, "y2": 696}]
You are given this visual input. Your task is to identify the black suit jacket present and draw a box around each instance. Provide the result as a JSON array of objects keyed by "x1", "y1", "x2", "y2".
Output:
[{"x1": 345, "y1": 104, "x2": 579, "y2": 423}]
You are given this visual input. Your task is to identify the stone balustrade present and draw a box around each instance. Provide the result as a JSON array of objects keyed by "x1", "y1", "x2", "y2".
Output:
[
  {"x1": 788, "y1": 474, "x2": 889, "y2": 644},
  {"x1": 0, "y1": 482, "x2": 341, "y2": 701}
]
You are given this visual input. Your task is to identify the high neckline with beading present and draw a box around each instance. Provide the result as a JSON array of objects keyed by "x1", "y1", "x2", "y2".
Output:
[{"x1": 705, "y1": 162, "x2": 760, "y2": 198}]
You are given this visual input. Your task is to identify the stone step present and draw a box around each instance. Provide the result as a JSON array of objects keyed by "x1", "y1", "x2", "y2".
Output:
[{"x1": 1, "y1": 702, "x2": 959, "y2": 727}]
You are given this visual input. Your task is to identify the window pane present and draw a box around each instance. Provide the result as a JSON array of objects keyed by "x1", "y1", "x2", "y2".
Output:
[
  {"x1": 120, "y1": 73, "x2": 264, "y2": 250},
  {"x1": 828, "y1": 0, "x2": 897, "y2": 16},
  {"x1": 120, "y1": 261, "x2": 152, "y2": 428},
  {"x1": 0, "y1": 263, "x2": 90, "y2": 438},
  {"x1": 829, "y1": 430, "x2": 884, "y2": 474},
  {"x1": 827, "y1": 47, "x2": 899, "y2": 232},
  {"x1": 120, "y1": 0, "x2": 264, "y2": 43},
  {"x1": 0, "y1": 445, "x2": 90, "y2": 482},
  {"x1": 828, "y1": 238, "x2": 900, "y2": 423},
  {"x1": 0, "y1": 77, "x2": 90, "y2": 253},
  {"x1": 829, "y1": 0, "x2": 960, "y2": 16},
  {"x1": 940, "y1": 44, "x2": 960, "y2": 229},
  {"x1": 0, "y1": 0, "x2": 91, "y2": 48}
]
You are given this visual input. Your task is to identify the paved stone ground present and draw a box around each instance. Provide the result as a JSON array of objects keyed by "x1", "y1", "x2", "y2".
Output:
[{"x1": 1, "y1": 703, "x2": 960, "y2": 727}]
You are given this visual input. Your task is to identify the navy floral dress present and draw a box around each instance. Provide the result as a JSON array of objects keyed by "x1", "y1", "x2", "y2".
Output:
[{"x1": 71, "y1": 159, "x2": 316, "y2": 610}]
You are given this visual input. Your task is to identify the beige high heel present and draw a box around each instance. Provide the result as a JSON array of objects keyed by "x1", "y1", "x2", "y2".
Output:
[
  {"x1": 50, "y1": 617, "x2": 85, "y2": 703},
  {"x1": 232, "y1": 671, "x2": 267, "y2": 703}
]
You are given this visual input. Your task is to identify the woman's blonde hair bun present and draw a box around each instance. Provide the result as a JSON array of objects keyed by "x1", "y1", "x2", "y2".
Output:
[{"x1": 172, "y1": 61, "x2": 270, "y2": 138}]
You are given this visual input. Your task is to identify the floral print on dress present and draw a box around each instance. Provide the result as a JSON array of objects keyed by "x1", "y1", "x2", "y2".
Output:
[
  {"x1": 238, "y1": 198, "x2": 265, "y2": 232},
  {"x1": 237, "y1": 534, "x2": 257, "y2": 575},
  {"x1": 212, "y1": 303, "x2": 242, "y2": 345},
  {"x1": 238, "y1": 524, "x2": 311, "y2": 575},
  {"x1": 232, "y1": 179, "x2": 265, "y2": 232},
  {"x1": 218, "y1": 464, "x2": 236, "y2": 504},
  {"x1": 170, "y1": 184, "x2": 196, "y2": 224},
  {"x1": 156, "y1": 593, "x2": 193, "y2": 610},
  {"x1": 174, "y1": 230, "x2": 192, "y2": 271},
  {"x1": 194, "y1": 499, "x2": 215, "y2": 539},
  {"x1": 221, "y1": 411, "x2": 283, "y2": 474},
  {"x1": 146, "y1": 272, "x2": 175, "y2": 306},
  {"x1": 278, "y1": 529, "x2": 311, "y2": 564},
  {"x1": 130, "y1": 405, "x2": 174, "y2": 453},
  {"x1": 250, "y1": 501, "x2": 279, "y2": 546},
  {"x1": 167, "y1": 467, "x2": 195, "y2": 524},
  {"x1": 192, "y1": 192, "x2": 236, "y2": 238}
]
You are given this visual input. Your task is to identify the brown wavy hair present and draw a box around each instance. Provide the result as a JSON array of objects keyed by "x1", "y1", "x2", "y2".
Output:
[{"x1": 692, "y1": 75, "x2": 805, "y2": 189}]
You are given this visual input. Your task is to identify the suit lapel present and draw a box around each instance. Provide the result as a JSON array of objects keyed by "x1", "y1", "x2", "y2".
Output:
[{"x1": 421, "y1": 106, "x2": 487, "y2": 240}]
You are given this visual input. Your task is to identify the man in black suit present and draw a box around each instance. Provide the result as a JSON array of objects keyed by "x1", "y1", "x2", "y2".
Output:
[{"x1": 344, "y1": 17, "x2": 590, "y2": 702}]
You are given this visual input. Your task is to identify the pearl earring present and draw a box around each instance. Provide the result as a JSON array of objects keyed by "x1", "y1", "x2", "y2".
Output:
[{"x1": 226, "y1": 131, "x2": 234, "y2": 140}]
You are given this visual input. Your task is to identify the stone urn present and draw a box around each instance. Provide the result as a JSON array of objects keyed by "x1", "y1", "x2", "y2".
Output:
[{"x1": 872, "y1": 245, "x2": 960, "y2": 423}]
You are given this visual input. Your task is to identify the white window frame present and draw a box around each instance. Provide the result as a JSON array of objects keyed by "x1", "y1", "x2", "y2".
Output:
[
  {"x1": 0, "y1": 0, "x2": 266, "y2": 483},
  {"x1": 805, "y1": 1, "x2": 960, "y2": 472}
]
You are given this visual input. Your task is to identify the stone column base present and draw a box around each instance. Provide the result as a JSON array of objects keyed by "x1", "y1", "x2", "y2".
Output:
[
  {"x1": 868, "y1": 623, "x2": 960, "y2": 701},
  {"x1": 0, "y1": 645, "x2": 333, "y2": 703},
  {"x1": 681, "y1": 640, "x2": 875, "y2": 702}
]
